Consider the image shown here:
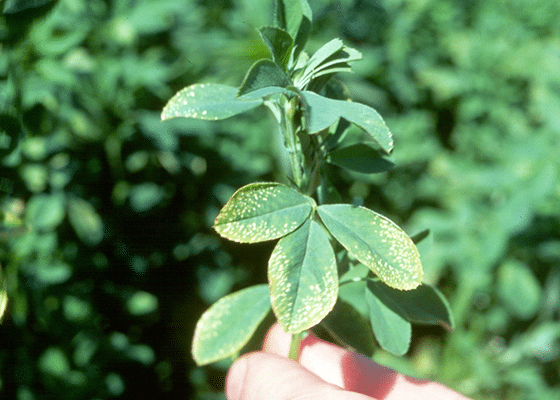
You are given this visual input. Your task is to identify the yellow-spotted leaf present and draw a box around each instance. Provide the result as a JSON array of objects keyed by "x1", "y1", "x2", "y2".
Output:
[
  {"x1": 317, "y1": 204, "x2": 423, "y2": 290},
  {"x1": 192, "y1": 284, "x2": 270, "y2": 365},
  {"x1": 268, "y1": 219, "x2": 337, "y2": 333},
  {"x1": 161, "y1": 83, "x2": 262, "y2": 121},
  {"x1": 214, "y1": 182, "x2": 315, "y2": 243}
]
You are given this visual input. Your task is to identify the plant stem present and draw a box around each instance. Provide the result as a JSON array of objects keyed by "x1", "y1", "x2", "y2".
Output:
[
  {"x1": 282, "y1": 99, "x2": 305, "y2": 189},
  {"x1": 265, "y1": 98, "x2": 305, "y2": 189},
  {"x1": 288, "y1": 332, "x2": 305, "y2": 361}
]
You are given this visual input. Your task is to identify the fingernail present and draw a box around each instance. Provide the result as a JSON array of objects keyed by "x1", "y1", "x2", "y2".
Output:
[{"x1": 225, "y1": 356, "x2": 249, "y2": 400}]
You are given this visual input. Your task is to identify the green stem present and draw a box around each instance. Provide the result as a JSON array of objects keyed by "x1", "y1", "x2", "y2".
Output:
[
  {"x1": 282, "y1": 99, "x2": 304, "y2": 189},
  {"x1": 288, "y1": 332, "x2": 305, "y2": 361}
]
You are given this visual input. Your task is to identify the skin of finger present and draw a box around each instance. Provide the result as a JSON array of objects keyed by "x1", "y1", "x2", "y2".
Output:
[
  {"x1": 262, "y1": 323, "x2": 472, "y2": 400},
  {"x1": 225, "y1": 352, "x2": 373, "y2": 400}
]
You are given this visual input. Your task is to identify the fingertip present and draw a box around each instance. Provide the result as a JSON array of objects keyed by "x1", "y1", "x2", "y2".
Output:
[
  {"x1": 225, "y1": 352, "x2": 371, "y2": 400},
  {"x1": 262, "y1": 322, "x2": 291, "y2": 355},
  {"x1": 225, "y1": 355, "x2": 249, "y2": 400},
  {"x1": 262, "y1": 323, "x2": 324, "y2": 357},
  {"x1": 259, "y1": 323, "x2": 471, "y2": 400}
]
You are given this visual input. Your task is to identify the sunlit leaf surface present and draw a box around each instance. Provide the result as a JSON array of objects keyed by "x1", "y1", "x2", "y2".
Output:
[
  {"x1": 268, "y1": 219, "x2": 337, "y2": 333},
  {"x1": 302, "y1": 38, "x2": 344, "y2": 77},
  {"x1": 161, "y1": 83, "x2": 262, "y2": 121},
  {"x1": 301, "y1": 91, "x2": 393, "y2": 153},
  {"x1": 192, "y1": 284, "x2": 270, "y2": 365},
  {"x1": 317, "y1": 204, "x2": 423, "y2": 290},
  {"x1": 214, "y1": 182, "x2": 315, "y2": 243}
]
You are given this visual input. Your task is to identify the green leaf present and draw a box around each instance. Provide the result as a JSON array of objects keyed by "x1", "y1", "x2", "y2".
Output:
[
  {"x1": 238, "y1": 86, "x2": 293, "y2": 101},
  {"x1": 67, "y1": 197, "x2": 104, "y2": 246},
  {"x1": 302, "y1": 38, "x2": 344, "y2": 78},
  {"x1": 39, "y1": 347, "x2": 70, "y2": 377},
  {"x1": 26, "y1": 193, "x2": 66, "y2": 232},
  {"x1": 339, "y1": 263, "x2": 371, "y2": 285},
  {"x1": 127, "y1": 291, "x2": 158, "y2": 316},
  {"x1": 410, "y1": 229, "x2": 430, "y2": 244},
  {"x1": 0, "y1": 115, "x2": 22, "y2": 158},
  {"x1": 310, "y1": 46, "x2": 362, "y2": 78},
  {"x1": 317, "y1": 204, "x2": 423, "y2": 290},
  {"x1": 214, "y1": 182, "x2": 315, "y2": 243},
  {"x1": 63, "y1": 295, "x2": 92, "y2": 322},
  {"x1": 320, "y1": 280, "x2": 374, "y2": 356},
  {"x1": 34, "y1": 260, "x2": 73, "y2": 285},
  {"x1": 238, "y1": 59, "x2": 292, "y2": 98},
  {"x1": 327, "y1": 143, "x2": 395, "y2": 174},
  {"x1": 366, "y1": 286, "x2": 411, "y2": 356},
  {"x1": 259, "y1": 27, "x2": 294, "y2": 71},
  {"x1": 323, "y1": 117, "x2": 351, "y2": 152},
  {"x1": 367, "y1": 281, "x2": 454, "y2": 330},
  {"x1": 317, "y1": 176, "x2": 343, "y2": 205},
  {"x1": 0, "y1": 267, "x2": 8, "y2": 323},
  {"x1": 301, "y1": 91, "x2": 394, "y2": 153},
  {"x1": 192, "y1": 284, "x2": 270, "y2": 365},
  {"x1": 268, "y1": 219, "x2": 337, "y2": 333},
  {"x1": 274, "y1": 0, "x2": 312, "y2": 57},
  {"x1": 161, "y1": 84, "x2": 262, "y2": 121},
  {"x1": 297, "y1": 43, "x2": 362, "y2": 91},
  {"x1": 320, "y1": 298, "x2": 375, "y2": 357},
  {"x1": 338, "y1": 279, "x2": 369, "y2": 315},
  {"x1": 129, "y1": 183, "x2": 165, "y2": 213},
  {"x1": 3, "y1": 0, "x2": 54, "y2": 14},
  {"x1": 497, "y1": 259, "x2": 542, "y2": 320}
]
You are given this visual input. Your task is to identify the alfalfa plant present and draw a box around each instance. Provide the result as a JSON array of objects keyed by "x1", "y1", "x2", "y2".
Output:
[{"x1": 162, "y1": 0, "x2": 453, "y2": 365}]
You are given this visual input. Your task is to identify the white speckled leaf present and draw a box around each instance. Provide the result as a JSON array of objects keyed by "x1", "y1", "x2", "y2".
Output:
[
  {"x1": 268, "y1": 219, "x2": 337, "y2": 333},
  {"x1": 214, "y1": 182, "x2": 315, "y2": 243},
  {"x1": 161, "y1": 83, "x2": 262, "y2": 121},
  {"x1": 192, "y1": 284, "x2": 270, "y2": 366},
  {"x1": 301, "y1": 91, "x2": 393, "y2": 153},
  {"x1": 317, "y1": 204, "x2": 423, "y2": 290}
]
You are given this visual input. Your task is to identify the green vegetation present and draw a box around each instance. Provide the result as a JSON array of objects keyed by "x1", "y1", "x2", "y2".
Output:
[
  {"x1": 1, "y1": 0, "x2": 560, "y2": 399},
  {"x1": 169, "y1": 0, "x2": 452, "y2": 365}
]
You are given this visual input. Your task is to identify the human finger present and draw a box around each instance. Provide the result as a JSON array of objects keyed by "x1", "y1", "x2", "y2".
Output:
[
  {"x1": 225, "y1": 351, "x2": 373, "y2": 400},
  {"x1": 263, "y1": 323, "x2": 471, "y2": 400}
]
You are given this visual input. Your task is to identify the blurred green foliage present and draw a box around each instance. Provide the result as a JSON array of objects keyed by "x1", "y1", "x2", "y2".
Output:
[{"x1": 1, "y1": 0, "x2": 559, "y2": 399}]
